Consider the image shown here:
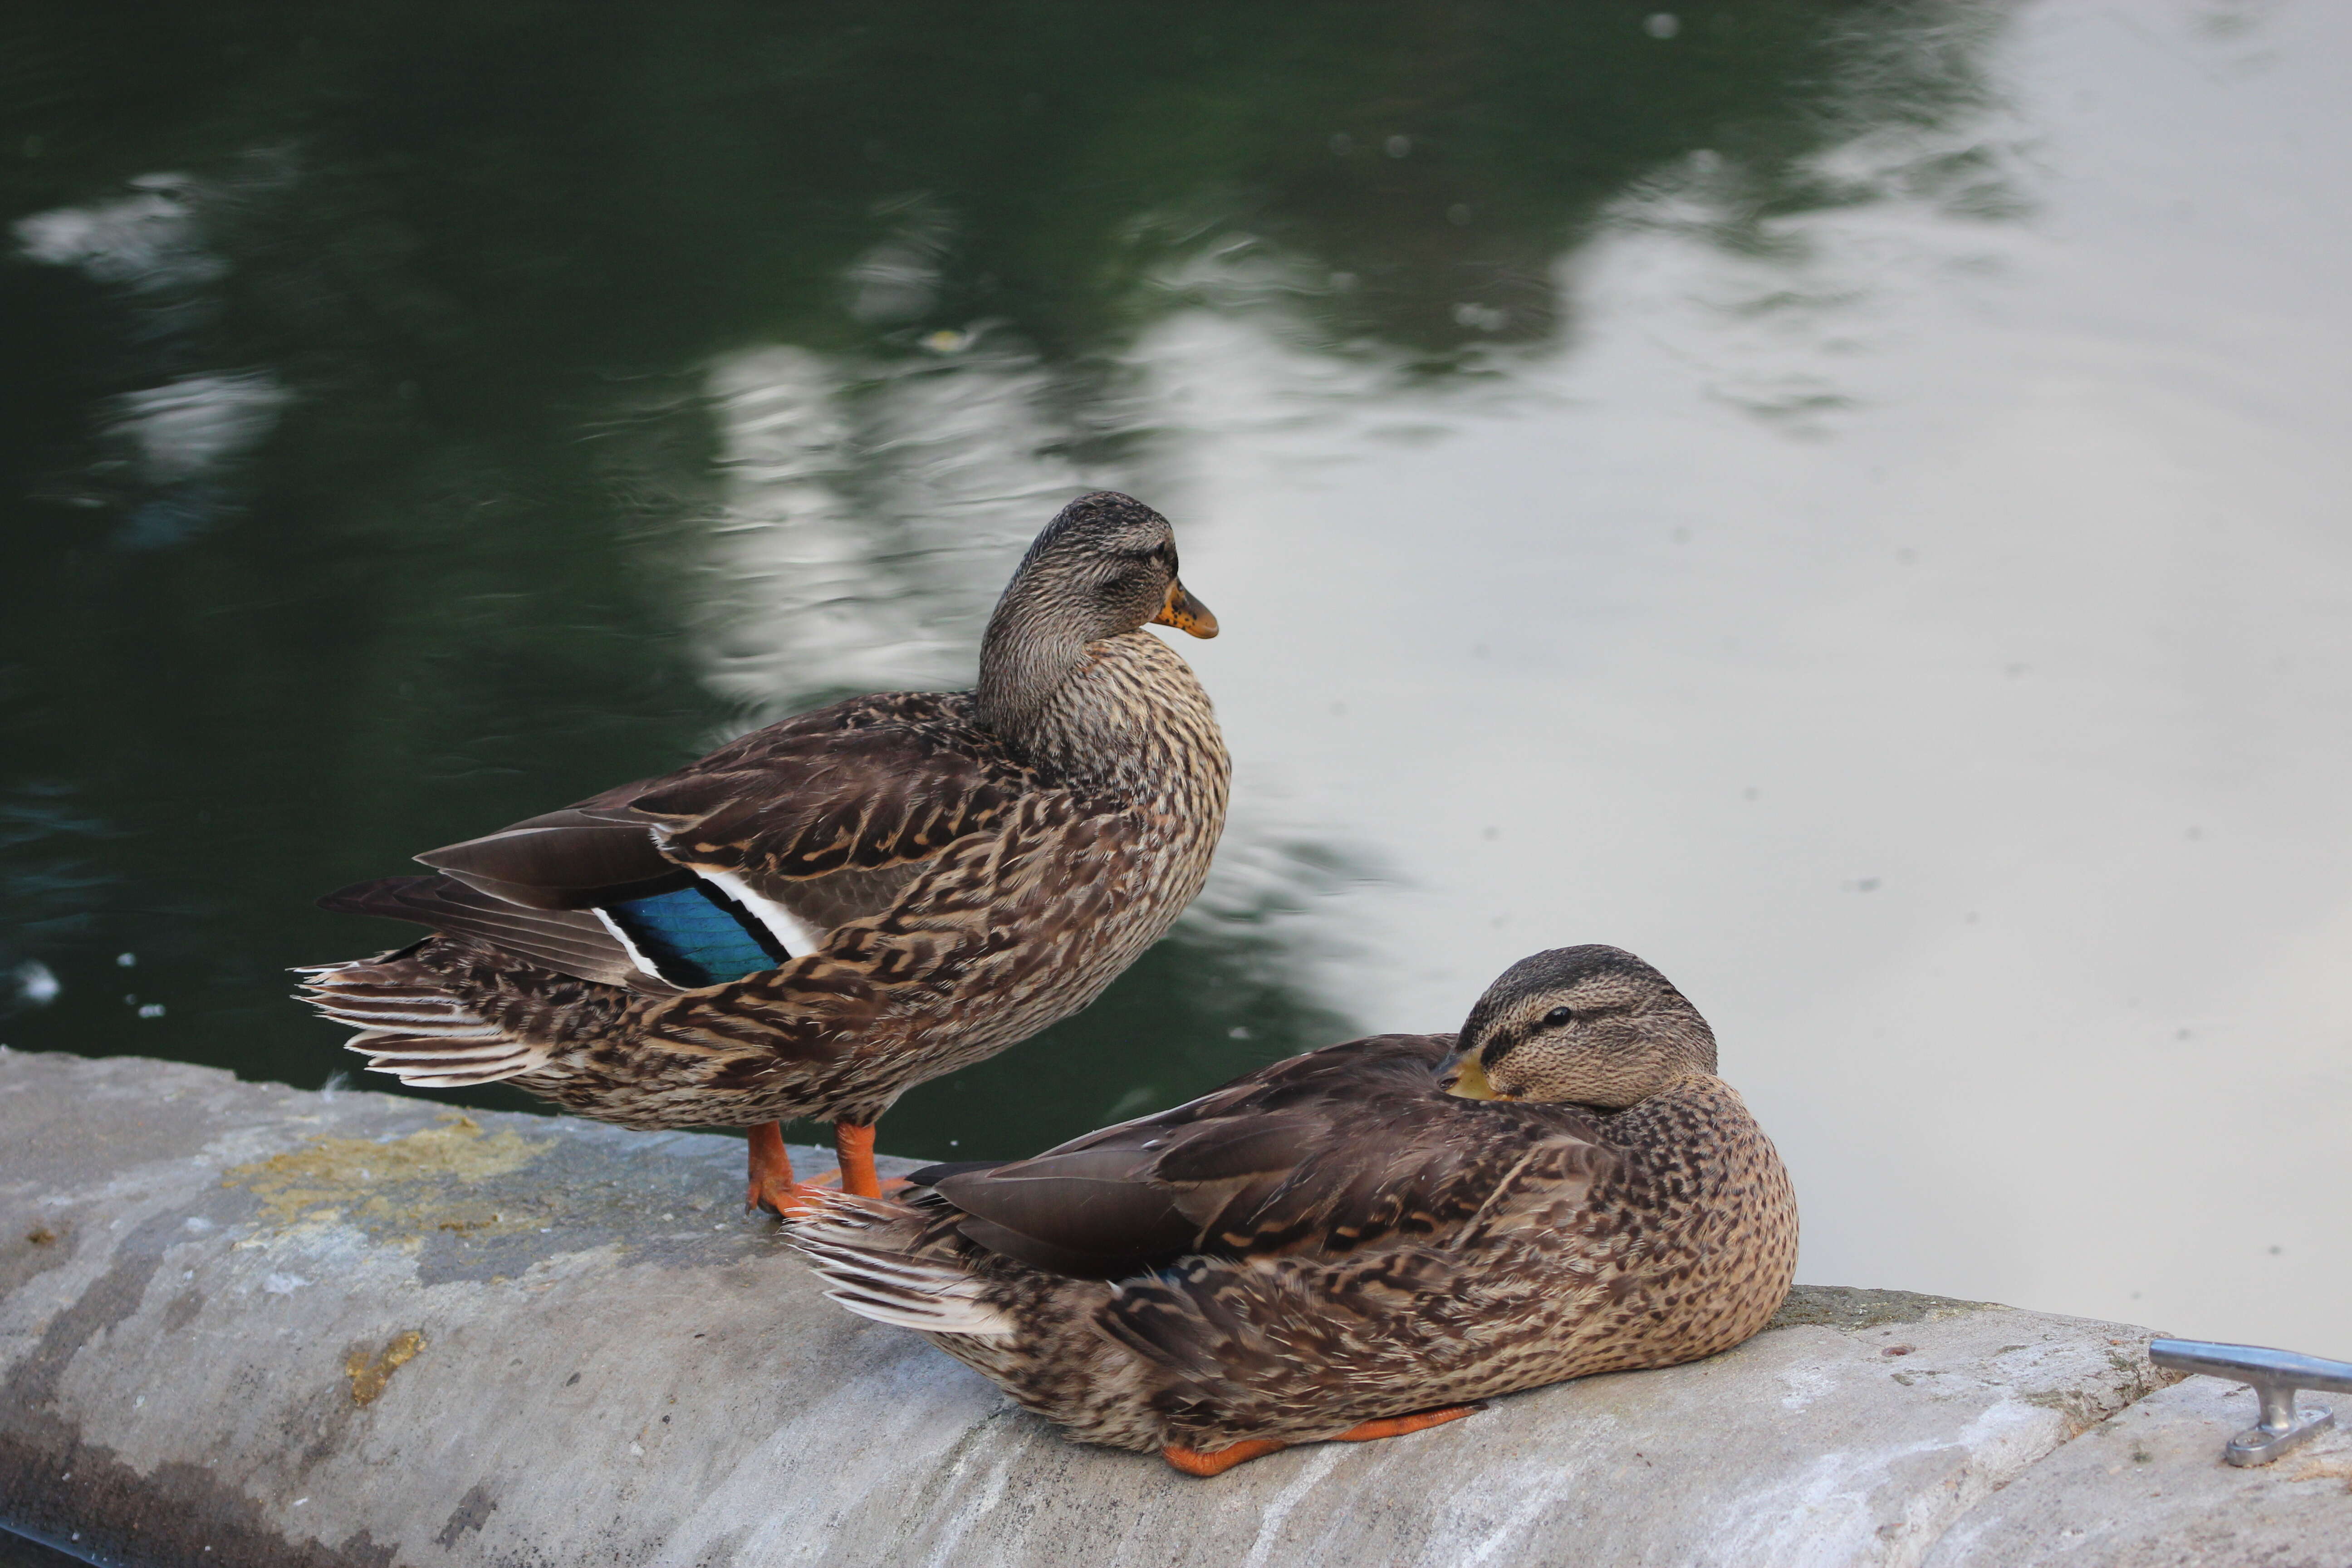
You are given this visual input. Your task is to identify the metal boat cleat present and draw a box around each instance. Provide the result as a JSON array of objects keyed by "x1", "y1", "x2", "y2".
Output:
[{"x1": 2149, "y1": 1338, "x2": 2352, "y2": 1466}]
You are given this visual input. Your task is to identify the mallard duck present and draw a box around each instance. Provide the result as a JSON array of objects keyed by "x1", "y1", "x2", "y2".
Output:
[
  {"x1": 299, "y1": 491, "x2": 1229, "y2": 1211},
  {"x1": 786, "y1": 944, "x2": 1798, "y2": 1475}
]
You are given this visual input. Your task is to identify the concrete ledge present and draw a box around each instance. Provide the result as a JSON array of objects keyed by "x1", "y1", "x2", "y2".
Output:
[
  {"x1": 0, "y1": 1049, "x2": 2339, "y2": 1566},
  {"x1": 1920, "y1": 1371, "x2": 2352, "y2": 1568}
]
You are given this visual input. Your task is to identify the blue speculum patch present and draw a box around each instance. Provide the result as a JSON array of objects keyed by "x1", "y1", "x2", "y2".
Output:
[{"x1": 606, "y1": 884, "x2": 782, "y2": 987}]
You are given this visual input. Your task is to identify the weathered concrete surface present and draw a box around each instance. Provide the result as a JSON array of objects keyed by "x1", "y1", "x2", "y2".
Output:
[
  {"x1": 1921, "y1": 1371, "x2": 2352, "y2": 1568},
  {"x1": 0, "y1": 1049, "x2": 2338, "y2": 1568}
]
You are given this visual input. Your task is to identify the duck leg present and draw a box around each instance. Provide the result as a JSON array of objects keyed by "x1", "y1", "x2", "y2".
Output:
[
  {"x1": 831, "y1": 1120, "x2": 911, "y2": 1199},
  {"x1": 833, "y1": 1121, "x2": 882, "y2": 1198},
  {"x1": 1161, "y1": 1405, "x2": 1480, "y2": 1477},
  {"x1": 746, "y1": 1119, "x2": 908, "y2": 1211},
  {"x1": 744, "y1": 1122, "x2": 834, "y2": 1215}
]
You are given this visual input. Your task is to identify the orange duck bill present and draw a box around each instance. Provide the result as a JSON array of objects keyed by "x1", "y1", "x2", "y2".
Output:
[{"x1": 1150, "y1": 580, "x2": 1217, "y2": 638}]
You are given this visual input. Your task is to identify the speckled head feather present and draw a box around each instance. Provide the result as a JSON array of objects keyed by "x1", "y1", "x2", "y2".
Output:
[
  {"x1": 976, "y1": 491, "x2": 1212, "y2": 743},
  {"x1": 1448, "y1": 944, "x2": 1717, "y2": 1108},
  {"x1": 1016, "y1": 490, "x2": 1176, "y2": 571}
]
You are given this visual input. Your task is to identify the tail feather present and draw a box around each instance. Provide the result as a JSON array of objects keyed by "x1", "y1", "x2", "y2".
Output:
[
  {"x1": 344, "y1": 1032, "x2": 523, "y2": 1065},
  {"x1": 819, "y1": 1285, "x2": 1012, "y2": 1336},
  {"x1": 315, "y1": 1006, "x2": 505, "y2": 1036},
  {"x1": 295, "y1": 957, "x2": 554, "y2": 1087},
  {"x1": 783, "y1": 1194, "x2": 1016, "y2": 1338}
]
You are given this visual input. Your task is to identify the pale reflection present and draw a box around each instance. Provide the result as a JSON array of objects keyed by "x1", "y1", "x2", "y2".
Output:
[
  {"x1": 1093, "y1": 4, "x2": 2345, "y2": 1350},
  {"x1": 15, "y1": 171, "x2": 288, "y2": 543},
  {"x1": 697, "y1": 341, "x2": 1135, "y2": 710},
  {"x1": 698, "y1": 1, "x2": 2350, "y2": 1352},
  {"x1": 109, "y1": 372, "x2": 288, "y2": 486},
  {"x1": 14, "y1": 174, "x2": 223, "y2": 293}
]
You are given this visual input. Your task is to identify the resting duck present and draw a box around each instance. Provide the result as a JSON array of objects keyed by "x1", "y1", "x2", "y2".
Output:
[
  {"x1": 299, "y1": 492, "x2": 1229, "y2": 1211},
  {"x1": 787, "y1": 945, "x2": 1798, "y2": 1475}
]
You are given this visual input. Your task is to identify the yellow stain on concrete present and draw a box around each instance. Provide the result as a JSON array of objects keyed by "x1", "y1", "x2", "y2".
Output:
[
  {"x1": 2285, "y1": 1442, "x2": 2352, "y2": 1484},
  {"x1": 347, "y1": 1329, "x2": 426, "y2": 1406},
  {"x1": 224, "y1": 1114, "x2": 550, "y2": 1239}
]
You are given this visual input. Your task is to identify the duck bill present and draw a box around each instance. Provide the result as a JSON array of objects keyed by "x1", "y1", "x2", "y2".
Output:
[
  {"x1": 1151, "y1": 579, "x2": 1218, "y2": 639},
  {"x1": 1441, "y1": 1054, "x2": 1511, "y2": 1101}
]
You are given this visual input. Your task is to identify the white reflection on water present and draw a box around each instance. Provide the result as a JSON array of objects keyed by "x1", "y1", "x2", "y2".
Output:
[
  {"x1": 699, "y1": 3, "x2": 2350, "y2": 1348},
  {"x1": 14, "y1": 173, "x2": 224, "y2": 293},
  {"x1": 16, "y1": 170, "x2": 290, "y2": 540},
  {"x1": 699, "y1": 342, "x2": 1152, "y2": 708},
  {"x1": 109, "y1": 372, "x2": 289, "y2": 486}
]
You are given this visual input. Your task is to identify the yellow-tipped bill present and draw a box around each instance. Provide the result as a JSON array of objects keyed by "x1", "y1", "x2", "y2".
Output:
[
  {"x1": 1151, "y1": 579, "x2": 1218, "y2": 639},
  {"x1": 1441, "y1": 1053, "x2": 1511, "y2": 1100}
]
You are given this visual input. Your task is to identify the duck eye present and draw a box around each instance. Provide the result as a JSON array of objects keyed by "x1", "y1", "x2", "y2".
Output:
[{"x1": 1543, "y1": 1005, "x2": 1575, "y2": 1027}]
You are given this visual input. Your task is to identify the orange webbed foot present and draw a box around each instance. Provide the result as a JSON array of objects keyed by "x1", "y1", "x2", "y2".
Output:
[
  {"x1": 1162, "y1": 1405, "x2": 1481, "y2": 1476},
  {"x1": 745, "y1": 1122, "x2": 832, "y2": 1216},
  {"x1": 1331, "y1": 1404, "x2": 1484, "y2": 1442},
  {"x1": 1162, "y1": 1439, "x2": 1288, "y2": 1477},
  {"x1": 744, "y1": 1122, "x2": 914, "y2": 1214},
  {"x1": 747, "y1": 1177, "x2": 842, "y2": 1217}
]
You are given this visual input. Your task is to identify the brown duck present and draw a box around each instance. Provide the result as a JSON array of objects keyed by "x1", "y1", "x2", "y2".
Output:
[
  {"x1": 299, "y1": 492, "x2": 1229, "y2": 1210},
  {"x1": 786, "y1": 945, "x2": 1799, "y2": 1474}
]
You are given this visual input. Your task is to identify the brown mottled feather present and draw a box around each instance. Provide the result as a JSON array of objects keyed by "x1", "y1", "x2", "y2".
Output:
[
  {"x1": 616, "y1": 693, "x2": 1029, "y2": 880},
  {"x1": 301, "y1": 611, "x2": 1228, "y2": 1125},
  {"x1": 786, "y1": 1032, "x2": 1798, "y2": 1455}
]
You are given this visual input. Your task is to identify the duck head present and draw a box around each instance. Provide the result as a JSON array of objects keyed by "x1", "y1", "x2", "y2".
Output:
[
  {"x1": 1438, "y1": 945, "x2": 1716, "y2": 1109},
  {"x1": 976, "y1": 491, "x2": 1215, "y2": 737}
]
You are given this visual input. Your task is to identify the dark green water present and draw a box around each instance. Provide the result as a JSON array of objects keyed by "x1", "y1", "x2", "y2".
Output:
[
  {"x1": 0, "y1": 1525, "x2": 82, "y2": 1568},
  {"x1": 12, "y1": 0, "x2": 2352, "y2": 1351},
  {"x1": 0, "y1": 0, "x2": 1985, "y2": 1152},
  {"x1": 0, "y1": 2, "x2": 2002, "y2": 1158}
]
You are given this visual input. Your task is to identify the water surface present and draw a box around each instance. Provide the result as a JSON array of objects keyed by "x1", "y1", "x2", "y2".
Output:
[{"x1": 4, "y1": 2, "x2": 2346, "y2": 1348}]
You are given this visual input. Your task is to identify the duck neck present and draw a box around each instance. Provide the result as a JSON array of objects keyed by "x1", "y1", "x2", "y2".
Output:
[
  {"x1": 1597, "y1": 1073, "x2": 1750, "y2": 1159},
  {"x1": 975, "y1": 604, "x2": 1089, "y2": 755},
  {"x1": 986, "y1": 632, "x2": 1220, "y2": 798}
]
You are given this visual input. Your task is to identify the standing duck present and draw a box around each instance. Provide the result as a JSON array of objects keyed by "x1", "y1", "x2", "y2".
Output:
[
  {"x1": 299, "y1": 491, "x2": 1229, "y2": 1211},
  {"x1": 786, "y1": 945, "x2": 1798, "y2": 1475}
]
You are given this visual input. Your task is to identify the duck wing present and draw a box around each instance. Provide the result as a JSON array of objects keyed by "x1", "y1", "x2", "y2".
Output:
[
  {"x1": 1093, "y1": 1238, "x2": 1589, "y2": 1441},
  {"x1": 318, "y1": 692, "x2": 1033, "y2": 996},
  {"x1": 411, "y1": 693, "x2": 1028, "y2": 931},
  {"x1": 403, "y1": 778, "x2": 691, "y2": 911},
  {"x1": 615, "y1": 692, "x2": 1031, "y2": 885},
  {"x1": 932, "y1": 1034, "x2": 1613, "y2": 1278},
  {"x1": 315, "y1": 873, "x2": 682, "y2": 995}
]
